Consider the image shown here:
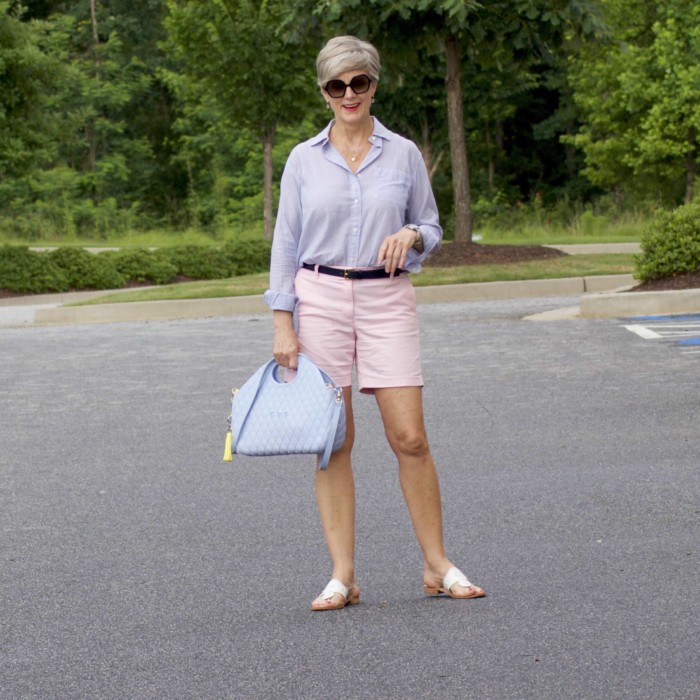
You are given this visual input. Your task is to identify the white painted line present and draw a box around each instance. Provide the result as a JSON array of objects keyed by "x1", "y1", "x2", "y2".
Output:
[
  {"x1": 656, "y1": 330, "x2": 700, "y2": 337},
  {"x1": 624, "y1": 324, "x2": 662, "y2": 339}
]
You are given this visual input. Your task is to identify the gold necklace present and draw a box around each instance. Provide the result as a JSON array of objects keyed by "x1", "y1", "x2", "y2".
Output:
[
  {"x1": 333, "y1": 127, "x2": 373, "y2": 164},
  {"x1": 341, "y1": 140, "x2": 369, "y2": 163}
]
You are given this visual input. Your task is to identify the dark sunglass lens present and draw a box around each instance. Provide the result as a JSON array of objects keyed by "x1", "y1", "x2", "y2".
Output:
[
  {"x1": 350, "y1": 75, "x2": 371, "y2": 93},
  {"x1": 326, "y1": 80, "x2": 346, "y2": 98}
]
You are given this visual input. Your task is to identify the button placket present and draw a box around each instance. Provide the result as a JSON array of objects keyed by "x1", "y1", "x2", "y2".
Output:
[{"x1": 346, "y1": 172, "x2": 362, "y2": 267}]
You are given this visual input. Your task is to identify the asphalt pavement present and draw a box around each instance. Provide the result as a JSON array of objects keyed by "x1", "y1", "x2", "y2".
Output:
[{"x1": 1, "y1": 295, "x2": 698, "y2": 699}]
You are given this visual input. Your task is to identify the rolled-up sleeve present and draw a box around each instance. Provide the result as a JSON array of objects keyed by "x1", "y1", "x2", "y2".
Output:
[{"x1": 264, "y1": 150, "x2": 301, "y2": 311}]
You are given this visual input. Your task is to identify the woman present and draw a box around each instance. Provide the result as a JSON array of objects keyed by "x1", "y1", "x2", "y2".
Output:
[{"x1": 264, "y1": 35, "x2": 486, "y2": 611}]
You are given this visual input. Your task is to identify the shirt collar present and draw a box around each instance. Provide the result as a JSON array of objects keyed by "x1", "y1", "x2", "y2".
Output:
[{"x1": 310, "y1": 117, "x2": 393, "y2": 147}]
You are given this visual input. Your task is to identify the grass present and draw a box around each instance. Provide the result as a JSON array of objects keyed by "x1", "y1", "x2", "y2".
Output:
[
  {"x1": 479, "y1": 220, "x2": 646, "y2": 245},
  {"x1": 3, "y1": 211, "x2": 647, "y2": 247},
  {"x1": 1, "y1": 224, "x2": 265, "y2": 249},
  {"x1": 69, "y1": 254, "x2": 635, "y2": 306}
]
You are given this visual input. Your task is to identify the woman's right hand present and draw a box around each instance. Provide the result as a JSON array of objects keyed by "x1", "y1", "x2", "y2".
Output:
[{"x1": 272, "y1": 310, "x2": 300, "y2": 369}]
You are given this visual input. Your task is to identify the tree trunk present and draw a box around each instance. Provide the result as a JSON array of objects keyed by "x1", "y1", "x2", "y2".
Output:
[
  {"x1": 90, "y1": 0, "x2": 99, "y2": 45},
  {"x1": 685, "y1": 128, "x2": 696, "y2": 204},
  {"x1": 87, "y1": 0, "x2": 99, "y2": 174},
  {"x1": 445, "y1": 33, "x2": 472, "y2": 242},
  {"x1": 262, "y1": 126, "x2": 275, "y2": 241},
  {"x1": 419, "y1": 119, "x2": 444, "y2": 183},
  {"x1": 485, "y1": 121, "x2": 494, "y2": 191}
]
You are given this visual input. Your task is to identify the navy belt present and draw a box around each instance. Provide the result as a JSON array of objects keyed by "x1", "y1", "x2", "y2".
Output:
[{"x1": 302, "y1": 263, "x2": 404, "y2": 280}]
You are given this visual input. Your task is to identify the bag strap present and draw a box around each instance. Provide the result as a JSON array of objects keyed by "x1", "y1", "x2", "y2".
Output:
[{"x1": 319, "y1": 387, "x2": 344, "y2": 469}]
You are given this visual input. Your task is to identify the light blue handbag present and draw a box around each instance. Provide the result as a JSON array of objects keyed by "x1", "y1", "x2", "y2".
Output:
[{"x1": 223, "y1": 354, "x2": 346, "y2": 469}]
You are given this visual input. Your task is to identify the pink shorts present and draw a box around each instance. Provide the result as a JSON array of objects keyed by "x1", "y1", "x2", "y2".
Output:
[{"x1": 294, "y1": 267, "x2": 423, "y2": 393}]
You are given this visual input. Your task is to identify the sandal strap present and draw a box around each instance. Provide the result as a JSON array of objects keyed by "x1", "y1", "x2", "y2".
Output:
[
  {"x1": 319, "y1": 578, "x2": 349, "y2": 602},
  {"x1": 443, "y1": 566, "x2": 473, "y2": 591}
]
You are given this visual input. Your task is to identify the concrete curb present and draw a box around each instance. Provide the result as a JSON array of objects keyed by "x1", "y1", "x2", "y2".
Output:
[
  {"x1": 34, "y1": 294, "x2": 268, "y2": 325},
  {"x1": 581, "y1": 287, "x2": 700, "y2": 318},
  {"x1": 28, "y1": 274, "x2": 636, "y2": 326},
  {"x1": 5, "y1": 273, "x2": 699, "y2": 327}
]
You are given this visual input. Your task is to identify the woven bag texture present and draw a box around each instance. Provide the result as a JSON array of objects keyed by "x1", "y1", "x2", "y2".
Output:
[{"x1": 232, "y1": 354, "x2": 345, "y2": 459}]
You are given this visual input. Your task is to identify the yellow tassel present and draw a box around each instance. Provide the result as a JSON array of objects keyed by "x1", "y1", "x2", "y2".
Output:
[{"x1": 223, "y1": 430, "x2": 233, "y2": 462}]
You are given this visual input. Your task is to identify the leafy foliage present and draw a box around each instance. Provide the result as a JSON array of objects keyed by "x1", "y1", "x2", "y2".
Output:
[
  {"x1": 104, "y1": 248, "x2": 178, "y2": 284},
  {"x1": 168, "y1": 244, "x2": 234, "y2": 280},
  {"x1": 221, "y1": 238, "x2": 272, "y2": 276},
  {"x1": 566, "y1": 0, "x2": 700, "y2": 206},
  {"x1": 49, "y1": 247, "x2": 127, "y2": 289},
  {"x1": 0, "y1": 245, "x2": 68, "y2": 292},
  {"x1": 0, "y1": 0, "x2": 698, "y2": 242},
  {"x1": 0, "y1": 238, "x2": 272, "y2": 293},
  {"x1": 636, "y1": 202, "x2": 700, "y2": 280}
]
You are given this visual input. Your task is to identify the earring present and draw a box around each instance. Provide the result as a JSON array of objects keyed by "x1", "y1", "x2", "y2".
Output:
[
  {"x1": 326, "y1": 103, "x2": 330, "y2": 109},
  {"x1": 371, "y1": 96, "x2": 375, "y2": 104}
]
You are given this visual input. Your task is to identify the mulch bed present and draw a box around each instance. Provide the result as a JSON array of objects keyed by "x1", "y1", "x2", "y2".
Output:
[
  {"x1": 427, "y1": 241, "x2": 700, "y2": 292},
  {"x1": 629, "y1": 271, "x2": 700, "y2": 292},
  {"x1": 424, "y1": 241, "x2": 566, "y2": 267}
]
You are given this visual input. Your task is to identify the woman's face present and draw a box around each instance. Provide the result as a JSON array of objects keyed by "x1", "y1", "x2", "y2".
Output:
[{"x1": 322, "y1": 69, "x2": 377, "y2": 127}]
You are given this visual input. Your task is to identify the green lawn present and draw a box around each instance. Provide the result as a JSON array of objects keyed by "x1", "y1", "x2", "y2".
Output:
[{"x1": 69, "y1": 254, "x2": 635, "y2": 306}]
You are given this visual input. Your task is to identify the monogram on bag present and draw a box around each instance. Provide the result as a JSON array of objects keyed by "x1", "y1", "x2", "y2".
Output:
[{"x1": 223, "y1": 354, "x2": 346, "y2": 469}]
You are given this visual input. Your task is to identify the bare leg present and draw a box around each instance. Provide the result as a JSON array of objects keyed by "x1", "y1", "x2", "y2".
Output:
[
  {"x1": 311, "y1": 386, "x2": 360, "y2": 609},
  {"x1": 374, "y1": 386, "x2": 485, "y2": 597}
]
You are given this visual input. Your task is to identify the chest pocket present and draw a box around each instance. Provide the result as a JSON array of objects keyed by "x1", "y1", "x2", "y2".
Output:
[{"x1": 367, "y1": 167, "x2": 411, "y2": 208}]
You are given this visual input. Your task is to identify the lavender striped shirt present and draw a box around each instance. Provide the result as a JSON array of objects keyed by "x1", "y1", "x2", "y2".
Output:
[{"x1": 264, "y1": 118, "x2": 443, "y2": 312}]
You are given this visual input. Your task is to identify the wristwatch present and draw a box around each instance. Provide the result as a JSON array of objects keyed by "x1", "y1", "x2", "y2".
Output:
[{"x1": 405, "y1": 224, "x2": 422, "y2": 247}]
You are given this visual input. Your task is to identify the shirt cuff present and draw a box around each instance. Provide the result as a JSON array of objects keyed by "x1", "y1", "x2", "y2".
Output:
[{"x1": 263, "y1": 289, "x2": 298, "y2": 312}]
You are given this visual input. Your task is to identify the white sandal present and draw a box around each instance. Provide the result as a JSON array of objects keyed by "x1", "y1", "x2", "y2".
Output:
[
  {"x1": 424, "y1": 566, "x2": 486, "y2": 599},
  {"x1": 310, "y1": 578, "x2": 360, "y2": 611}
]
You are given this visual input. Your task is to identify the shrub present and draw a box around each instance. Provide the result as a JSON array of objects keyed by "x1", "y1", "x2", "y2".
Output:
[
  {"x1": 636, "y1": 202, "x2": 700, "y2": 281},
  {"x1": 49, "y1": 247, "x2": 127, "y2": 289},
  {"x1": 167, "y1": 245, "x2": 234, "y2": 280},
  {"x1": 106, "y1": 248, "x2": 178, "y2": 285},
  {"x1": 222, "y1": 237, "x2": 271, "y2": 276},
  {"x1": 0, "y1": 246, "x2": 69, "y2": 293}
]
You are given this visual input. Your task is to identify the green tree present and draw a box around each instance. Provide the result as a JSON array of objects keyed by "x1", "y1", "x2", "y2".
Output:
[
  {"x1": 285, "y1": 0, "x2": 600, "y2": 241},
  {"x1": 566, "y1": 0, "x2": 700, "y2": 206},
  {"x1": 0, "y1": 2, "x2": 67, "y2": 180},
  {"x1": 164, "y1": 0, "x2": 319, "y2": 240}
]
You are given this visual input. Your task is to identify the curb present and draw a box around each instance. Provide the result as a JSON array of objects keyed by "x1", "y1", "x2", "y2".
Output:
[
  {"x1": 581, "y1": 287, "x2": 700, "y2": 318},
  {"x1": 34, "y1": 294, "x2": 268, "y2": 325},
  {"x1": 29, "y1": 274, "x2": 636, "y2": 326},
  {"x1": 5, "y1": 273, "x2": 699, "y2": 327}
]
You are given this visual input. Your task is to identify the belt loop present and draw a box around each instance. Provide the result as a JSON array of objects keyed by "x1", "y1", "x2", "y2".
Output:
[{"x1": 314, "y1": 264, "x2": 320, "y2": 279}]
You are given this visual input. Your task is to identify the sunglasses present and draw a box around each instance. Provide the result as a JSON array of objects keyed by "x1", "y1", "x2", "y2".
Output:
[{"x1": 323, "y1": 74, "x2": 373, "y2": 99}]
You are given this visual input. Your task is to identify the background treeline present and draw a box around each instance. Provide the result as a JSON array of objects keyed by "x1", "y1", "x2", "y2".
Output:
[{"x1": 1, "y1": 0, "x2": 698, "y2": 244}]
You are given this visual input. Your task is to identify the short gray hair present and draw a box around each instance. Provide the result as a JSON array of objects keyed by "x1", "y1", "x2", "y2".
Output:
[{"x1": 316, "y1": 36, "x2": 381, "y2": 87}]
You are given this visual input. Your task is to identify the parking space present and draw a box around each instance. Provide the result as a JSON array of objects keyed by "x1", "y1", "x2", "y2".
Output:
[
  {"x1": 622, "y1": 313, "x2": 700, "y2": 354},
  {"x1": 2, "y1": 300, "x2": 698, "y2": 699}
]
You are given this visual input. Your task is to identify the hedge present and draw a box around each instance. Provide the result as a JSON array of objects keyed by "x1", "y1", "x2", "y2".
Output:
[
  {"x1": 636, "y1": 202, "x2": 700, "y2": 281},
  {"x1": 0, "y1": 239, "x2": 272, "y2": 294},
  {"x1": 0, "y1": 246, "x2": 69, "y2": 293}
]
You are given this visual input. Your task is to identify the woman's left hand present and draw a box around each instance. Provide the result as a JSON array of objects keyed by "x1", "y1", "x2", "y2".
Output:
[{"x1": 377, "y1": 227, "x2": 419, "y2": 275}]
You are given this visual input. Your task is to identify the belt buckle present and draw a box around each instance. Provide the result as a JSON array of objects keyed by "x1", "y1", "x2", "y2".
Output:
[{"x1": 343, "y1": 268, "x2": 350, "y2": 280}]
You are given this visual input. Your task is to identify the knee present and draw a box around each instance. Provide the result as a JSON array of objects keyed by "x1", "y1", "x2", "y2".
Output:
[{"x1": 387, "y1": 428, "x2": 429, "y2": 459}]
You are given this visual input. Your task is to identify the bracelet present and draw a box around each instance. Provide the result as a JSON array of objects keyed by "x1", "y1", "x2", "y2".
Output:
[{"x1": 405, "y1": 224, "x2": 422, "y2": 247}]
